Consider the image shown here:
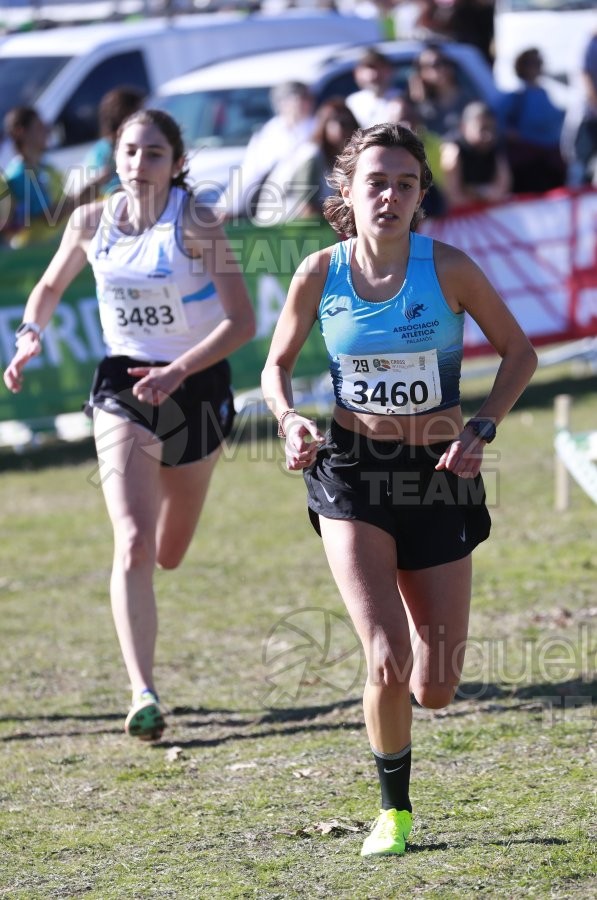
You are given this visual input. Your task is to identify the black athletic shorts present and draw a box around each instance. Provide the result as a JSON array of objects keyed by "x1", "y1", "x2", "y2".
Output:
[
  {"x1": 304, "y1": 420, "x2": 491, "y2": 570},
  {"x1": 86, "y1": 355, "x2": 235, "y2": 467}
]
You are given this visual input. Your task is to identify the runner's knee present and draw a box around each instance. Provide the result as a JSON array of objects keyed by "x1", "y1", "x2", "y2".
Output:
[
  {"x1": 114, "y1": 524, "x2": 155, "y2": 570},
  {"x1": 155, "y1": 532, "x2": 192, "y2": 570},
  {"x1": 412, "y1": 682, "x2": 458, "y2": 710},
  {"x1": 156, "y1": 549, "x2": 184, "y2": 570},
  {"x1": 366, "y1": 635, "x2": 413, "y2": 689}
]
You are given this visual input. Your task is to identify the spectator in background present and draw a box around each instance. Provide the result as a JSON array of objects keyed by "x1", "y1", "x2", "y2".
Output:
[
  {"x1": 386, "y1": 93, "x2": 447, "y2": 216},
  {"x1": 0, "y1": 128, "x2": 15, "y2": 171},
  {"x1": 346, "y1": 46, "x2": 401, "y2": 128},
  {"x1": 571, "y1": 32, "x2": 597, "y2": 186},
  {"x1": 2, "y1": 106, "x2": 68, "y2": 248},
  {"x1": 444, "y1": 0, "x2": 495, "y2": 67},
  {"x1": 225, "y1": 81, "x2": 314, "y2": 219},
  {"x1": 254, "y1": 98, "x2": 359, "y2": 226},
  {"x1": 500, "y1": 48, "x2": 566, "y2": 194},
  {"x1": 0, "y1": 171, "x2": 11, "y2": 238},
  {"x1": 412, "y1": 0, "x2": 495, "y2": 67},
  {"x1": 410, "y1": 0, "x2": 454, "y2": 39},
  {"x1": 440, "y1": 101, "x2": 511, "y2": 210},
  {"x1": 407, "y1": 45, "x2": 471, "y2": 137},
  {"x1": 79, "y1": 86, "x2": 145, "y2": 199}
]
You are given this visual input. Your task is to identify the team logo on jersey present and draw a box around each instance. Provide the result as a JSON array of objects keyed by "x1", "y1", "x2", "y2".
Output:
[
  {"x1": 404, "y1": 302, "x2": 427, "y2": 321},
  {"x1": 327, "y1": 306, "x2": 348, "y2": 317},
  {"x1": 148, "y1": 246, "x2": 173, "y2": 279}
]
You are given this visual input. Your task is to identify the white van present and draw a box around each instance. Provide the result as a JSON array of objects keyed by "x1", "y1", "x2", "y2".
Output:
[{"x1": 0, "y1": 11, "x2": 382, "y2": 174}]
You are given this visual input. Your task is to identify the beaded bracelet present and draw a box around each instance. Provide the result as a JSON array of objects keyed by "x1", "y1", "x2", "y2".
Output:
[{"x1": 277, "y1": 408, "x2": 297, "y2": 438}]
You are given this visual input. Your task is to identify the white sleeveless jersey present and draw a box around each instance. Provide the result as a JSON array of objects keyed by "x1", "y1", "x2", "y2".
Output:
[{"x1": 87, "y1": 187, "x2": 226, "y2": 361}]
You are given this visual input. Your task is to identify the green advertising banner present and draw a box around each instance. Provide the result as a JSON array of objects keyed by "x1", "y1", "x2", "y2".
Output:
[{"x1": 0, "y1": 220, "x2": 336, "y2": 424}]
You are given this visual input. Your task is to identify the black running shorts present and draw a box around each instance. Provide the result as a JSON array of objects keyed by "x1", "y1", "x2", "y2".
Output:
[
  {"x1": 304, "y1": 420, "x2": 491, "y2": 570},
  {"x1": 86, "y1": 355, "x2": 235, "y2": 467}
]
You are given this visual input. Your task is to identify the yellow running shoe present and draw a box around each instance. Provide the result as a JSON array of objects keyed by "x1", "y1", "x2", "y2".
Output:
[
  {"x1": 361, "y1": 808, "x2": 412, "y2": 857},
  {"x1": 124, "y1": 689, "x2": 166, "y2": 741}
]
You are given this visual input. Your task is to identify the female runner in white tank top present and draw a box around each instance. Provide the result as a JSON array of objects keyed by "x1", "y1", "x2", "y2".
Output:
[{"x1": 4, "y1": 110, "x2": 255, "y2": 741}]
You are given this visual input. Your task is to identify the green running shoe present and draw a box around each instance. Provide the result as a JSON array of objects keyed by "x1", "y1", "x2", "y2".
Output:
[
  {"x1": 124, "y1": 689, "x2": 166, "y2": 741},
  {"x1": 361, "y1": 808, "x2": 412, "y2": 857}
]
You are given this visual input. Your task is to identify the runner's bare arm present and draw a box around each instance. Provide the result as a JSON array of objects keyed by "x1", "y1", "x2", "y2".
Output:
[
  {"x1": 261, "y1": 248, "x2": 331, "y2": 467},
  {"x1": 262, "y1": 247, "x2": 331, "y2": 418},
  {"x1": 433, "y1": 241, "x2": 537, "y2": 476},
  {"x1": 435, "y1": 242, "x2": 537, "y2": 426},
  {"x1": 3, "y1": 203, "x2": 103, "y2": 392},
  {"x1": 156, "y1": 197, "x2": 255, "y2": 379},
  {"x1": 19, "y1": 202, "x2": 103, "y2": 327}
]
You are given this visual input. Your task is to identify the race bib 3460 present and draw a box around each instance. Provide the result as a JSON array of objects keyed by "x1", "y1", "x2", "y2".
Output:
[{"x1": 338, "y1": 350, "x2": 442, "y2": 414}]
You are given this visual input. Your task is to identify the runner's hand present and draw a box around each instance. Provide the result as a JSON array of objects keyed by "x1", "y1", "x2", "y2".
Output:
[
  {"x1": 283, "y1": 414, "x2": 324, "y2": 471},
  {"x1": 435, "y1": 429, "x2": 485, "y2": 479},
  {"x1": 3, "y1": 333, "x2": 43, "y2": 393},
  {"x1": 128, "y1": 365, "x2": 184, "y2": 405}
]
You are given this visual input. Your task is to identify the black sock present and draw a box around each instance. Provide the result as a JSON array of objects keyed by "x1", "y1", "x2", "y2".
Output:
[{"x1": 372, "y1": 744, "x2": 412, "y2": 813}]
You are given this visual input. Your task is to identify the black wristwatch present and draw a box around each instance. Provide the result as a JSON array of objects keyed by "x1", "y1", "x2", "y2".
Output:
[
  {"x1": 466, "y1": 418, "x2": 497, "y2": 443},
  {"x1": 15, "y1": 322, "x2": 43, "y2": 343}
]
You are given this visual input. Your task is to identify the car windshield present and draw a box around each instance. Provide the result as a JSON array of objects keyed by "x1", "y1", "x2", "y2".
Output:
[
  {"x1": 0, "y1": 55, "x2": 70, "y2": 124},
  {"x1": 154, "y1": 64, "x2": 412, "y2": 150},
  {"x1": 155, "y1": 87, "x2": 274, "y2": 149}
]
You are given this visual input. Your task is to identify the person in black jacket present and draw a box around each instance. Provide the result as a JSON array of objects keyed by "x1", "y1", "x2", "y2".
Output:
[{"x1": 440, "y1": 101, "x2": 511, "y2": 210}]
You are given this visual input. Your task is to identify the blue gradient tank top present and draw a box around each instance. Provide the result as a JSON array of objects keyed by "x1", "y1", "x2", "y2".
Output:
[{"x1": 318, "y1": 233, "x2": 464, "y2": 416}]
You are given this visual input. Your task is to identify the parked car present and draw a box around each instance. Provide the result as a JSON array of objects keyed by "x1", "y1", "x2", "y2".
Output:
[
  {"x1": 0, "y1": 11, "x2": 382, "y2": 177},
  {"x1": 152, "y1": 39, "x2": 502, "y2": 202}
]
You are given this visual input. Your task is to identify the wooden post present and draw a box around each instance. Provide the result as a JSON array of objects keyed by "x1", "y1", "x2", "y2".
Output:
[{"x1": 554, "y1": 394, "x2": 571, "y2": 511}]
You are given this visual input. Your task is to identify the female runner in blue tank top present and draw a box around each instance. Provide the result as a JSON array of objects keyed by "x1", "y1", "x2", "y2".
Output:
[
  {"x1": 4, "y1": 110, "x2": 255, "y2": 742},
  {"x1": 262, "y1": 123, "x2": 537, "y2": 857}
]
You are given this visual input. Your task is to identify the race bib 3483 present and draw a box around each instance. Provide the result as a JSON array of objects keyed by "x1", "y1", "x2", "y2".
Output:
[{"x1": 100, "y1": 283, "x2": 189, "y2": 338}]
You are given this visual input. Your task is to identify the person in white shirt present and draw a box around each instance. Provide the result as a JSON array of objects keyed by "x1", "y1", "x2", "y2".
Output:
[
  {"x1": 346, "y1": 47, "x2": 400, "y2": 128},
  {"x1": 226, "y1": 81, "x2": 315, "y2": 219},
  {"x1": 253, "y1": 98, "x2": 360, "y2": 226}
]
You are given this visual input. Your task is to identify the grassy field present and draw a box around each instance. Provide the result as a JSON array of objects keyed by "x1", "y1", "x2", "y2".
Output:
[{"x1": 0, "y1": 362, "x2": 595, "y2": 899}]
